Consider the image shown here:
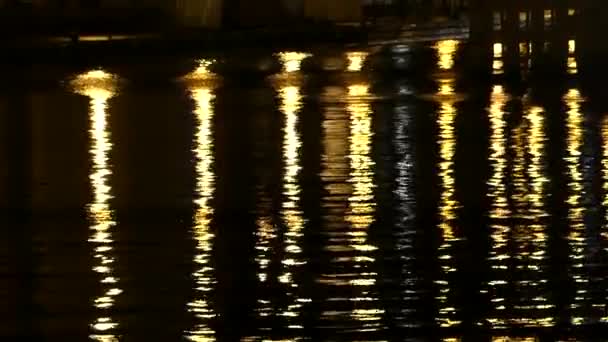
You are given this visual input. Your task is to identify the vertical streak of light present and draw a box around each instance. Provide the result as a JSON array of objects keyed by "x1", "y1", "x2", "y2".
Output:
[
  {"x1": 393, "y1": 103, "x2": 419, "y2": 327},
  {"x1": 601, "y1": 115, "x2": 608, "y2": 324},
  {"x1": 346, "y1": 84, "x2": 375, "y2": 230},
  {"x1": 317, "y1": 84, "x2": 382, "y2": 331},
  {"x1": 510, "y1": 100, "x2": 553, "y2": 328},
  {"x1": 318, "y1": 85, "x2": 351, "y2": 325},
  {"x1": 253, "y1": 53, "x2": 308, "y2": 329},
  {"x1": 345, "y1": 84, "x2": 382, "y2": 326},
  {"x1": 493, "y1": 42, "x2": 504, "y2": 75},
  {"x1": 485, "y1": 85, "x2": 510, "y2": 329},
  {"x1": 185, "y1": 84, "x2": 217, "y2": 341},
  {"x1": 75, "y1": 71, "x2": 121, "y2": 341},
  {"x1": 568, "y1": 39, "x2": 577, "y2": 74},
  {"x1": 526, "y1": 104, "x2": 552, "y2": 326},
  {"x1": 603, "y1": 116, "x2": 608, "y2": 244},
  {"x1": 564, "y1": 89, "x2": 590, "y2": 326},
  {"x1": 435, "y1": 78, "x2": 461, "y2": 328},
  {"x1": 278, "y1": 85, "x2": 309, "y2": 331}
]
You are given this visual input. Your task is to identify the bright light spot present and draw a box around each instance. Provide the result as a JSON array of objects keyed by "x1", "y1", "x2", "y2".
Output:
[
  {"x1": 493, "y1": 43, "x2": 503, "y2": 58},
  {"x1": 568, "y1": 39, "x2": 576, "y2": 54},
  {"x1": 346, "y1": 51, "x2": 368, "y2": 72},
  {"x1": 436, "y1": 40, "x2": 459, "y2": 70},
  {"x1": 278, "y1": 52, "x2": 310, "y2": 73}
]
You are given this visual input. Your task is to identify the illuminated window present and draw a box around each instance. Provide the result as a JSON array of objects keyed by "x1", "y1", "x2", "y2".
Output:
[
  {"x1": 543, "y1": 41, "x2": 550, "y2": 52},
  {"x1": 519, "y1": 11, "x2": 529, "y2": 30},
  {"x1": 544, "y1": 9, "x2": 553, "y2": 29},
  {"x1": 568, "y1": 8, "x2": 576, "y2": 16},
  {"x1": 493, "y1": 11, "x2": 502, "y2": 31},
  {"x1": 493, "y1": 42, "x2": 503, "y2": 75},
  {"x1": 493, "y1": 43, "x2": 503, "y2": 58},
  {"x1": 568, "y1": 57, "x2": 577, "y2": 74},
  {"x1": 493, "y1": 60, "x2": 504, "y2": 74},
  {"x1": 568, "y1": 39, "x2": 576, "y2": 54}
]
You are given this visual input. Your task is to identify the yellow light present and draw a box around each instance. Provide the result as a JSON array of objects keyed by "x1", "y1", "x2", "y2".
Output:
[
  {"x1": 183, "y1": 59, "x2": 217, "y2": 84},
  {"x1": 568, "y1": 39, "x2": 576, "y2": 54},
  {"x1": 82, "y1": 69, "x2": 112, "y2": 80},
  {"x1": 488, "y1": 85, "x2": 509, "y2": 220},
  {"x1": 73, "y1": 70, "x2": 121, "y2": 341},
  {"x1": 278, "y1": 51, "x2": 310, "y2": 73},
  {"x1": 436, "y1": 39, "x2": 460, "y2": 70},
  {"x1": 508, "y1": 98, "x2": 553, "y2": 329},
  {"x1": 568, "y1": 57, "x2": 578, "y2": 74},
  {"x1": 317, "y1": 82, "x2": 381, "y2": 327},
  {"x1": 278, "y1": 83, "x2": 307, "y2": 323},
  {"x1": 346, "y1": 51, "x2": 368, "y2": 72},
  {"x1": 564, "y1": 89, "x2": 589, "y2": 321},
  {"x1": 346, "y1": 84, "x2": 374, "y2": 230},
  {"x1": 493, "y1": 60, "x2": 504, "y2": 74},
  {"x1": 435, "y1": 77, "x2": 461, "y2": 328},
  {"x1": 185, "y1": 83, "x2": 217, "y2": 340},
  {"x1": 603, "y1": 115, "x2": 608, "y2": 242},
  {"x1": 493, "y1": 43, "x2": 503, "y2": 58}
]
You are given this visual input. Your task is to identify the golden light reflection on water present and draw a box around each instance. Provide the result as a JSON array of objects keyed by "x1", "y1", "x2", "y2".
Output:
[
  {"x1": 435, "y1": 77, "x2": 461, "y2": 328},
  {"x1": 278, "y1": 52, "x2": 310, "y2": 73},
  {"x1": 488, "y1": 86, "x2": 510, "y2": 219},
  {"x1": 185, "y1": 69, "x2": 218, "y2": 340},
  {"x1": 277, "y1": 83, "x2": 309, "y2": 330},
  {"x1": 509, "y1": 99, "x2": 553, "y2": 328},
  {"x1": 435, "y1": 40, "x2": 459, "y2": 71},
  {"x1": 73, "y1": 70, "x2": 121, "y2": 341},
  {"x1": 563, "y1": 89, "x2": 593, "y2": 326},
  {"x1": 603, "y1": 116, "x2": 608, "y2": 243},
  {"x1": 492, "y1": 337, "x2": 538, "y2": 342},
  {"x1": 318, "y1": 83, "x2": 382, "y2": 330},
  {"x1": 346, "y1": 84, "x2": 375, "y2": 231},
  {"x1": 346, "y1": 52, "x2": 368, "y2": 72},
  {"x1": 485, "y1": 85, "x2": 510, "y2": 328}
]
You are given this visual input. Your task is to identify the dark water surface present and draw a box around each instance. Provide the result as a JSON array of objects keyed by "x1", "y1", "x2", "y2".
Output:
[{"x1": 1, "y1": 40, "x2": 608, "y2": 341}]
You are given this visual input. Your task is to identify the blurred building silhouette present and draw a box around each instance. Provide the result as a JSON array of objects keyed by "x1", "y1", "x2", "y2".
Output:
[
  {"x1": 467, "y1": 0, "x2": 608, "y2": 76},
  {"x1": 468, "y1": 0, "x2": 583, "y2": 75},
  {"x1": 0, "y1": 0, "x2": 366, "y2": 33}
]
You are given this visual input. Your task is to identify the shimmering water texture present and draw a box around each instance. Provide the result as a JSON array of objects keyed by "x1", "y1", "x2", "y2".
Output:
[{"x1": 1, "y1": 38, "x2": 608, "y2": 341}]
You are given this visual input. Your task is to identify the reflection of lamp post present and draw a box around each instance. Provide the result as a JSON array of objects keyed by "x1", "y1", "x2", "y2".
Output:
[
  {"x1": 71, "y1": 69, "x2": 121, "y2": 341},
  {"x1": 180, "y1": 58, "x2": 220, "y2": 340}
]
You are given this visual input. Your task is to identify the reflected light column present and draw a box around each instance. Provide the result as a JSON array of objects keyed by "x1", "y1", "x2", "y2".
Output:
[
  {"x1": 256, "y1": 53, "x2": 309, "y2": 288},
  {"x1": 277, "y1": 81, "x2": 309, "y2": 331},
  {"x1": 73, "y1": 70, "x2": 122, "y2": 341},
  {"x1": 435, "y1": 77, "x2": 461, "y2": 328},
  {"x1": 602, "y1": 115, "x2": 608, "y2": 324},
  {"x1": 485, "y1": 85, "x2": 510, "y2": 329},
  {"x1": 251, "y1": 52, "x2": 310, "y2": 335},
  {"x1": 393, "y1": 101, "x2": 419, "y2": 327},
  {"x1": 603, "y1": 116, "x2": 608, "y2": 245},
  {"x1": 345, "y1": 83, "x2": 382, "y2": 326},
  {"x1": 564, "y1": 89, "x2": 590, "y2": 326},
  {"x1": 183, "y1": 60, "x2": 218, "y2": 341},
  {"x1": 317, "y1": 79, "x2": 382, "y2": 332},
  {"x1": 510, "y1": 100, "x2": 553, "y2": 328}
]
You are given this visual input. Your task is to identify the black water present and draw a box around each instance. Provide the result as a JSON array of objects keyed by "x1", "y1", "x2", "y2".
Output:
[{"x1": 1, "y1": 40, "x2": 608, "y2": 341}]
